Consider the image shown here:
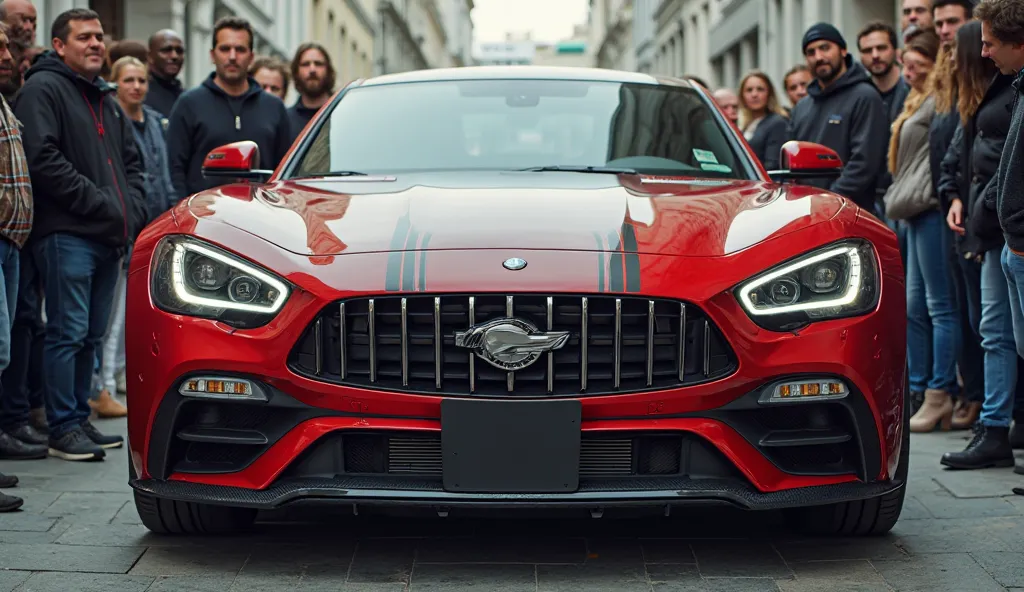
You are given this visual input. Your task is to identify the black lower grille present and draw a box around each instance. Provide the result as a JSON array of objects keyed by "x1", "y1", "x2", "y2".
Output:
[{"x1": 288, "y1": 294, "x2": 736, "y2": 396}]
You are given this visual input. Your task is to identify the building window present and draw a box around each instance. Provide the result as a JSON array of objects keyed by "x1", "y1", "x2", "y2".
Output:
[{"x1": 89, "y1": 0, "x2": 124, "y2": 40}]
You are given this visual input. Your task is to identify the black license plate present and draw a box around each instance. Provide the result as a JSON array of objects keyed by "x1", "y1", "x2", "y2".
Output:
[{"x1": 441, "y1": 398, "x2": 582, "y2": 493}]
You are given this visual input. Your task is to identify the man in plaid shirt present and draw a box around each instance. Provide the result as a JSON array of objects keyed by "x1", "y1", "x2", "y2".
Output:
[{"x1": 0, "y1": 20, "x2": 33, "y2": 513}]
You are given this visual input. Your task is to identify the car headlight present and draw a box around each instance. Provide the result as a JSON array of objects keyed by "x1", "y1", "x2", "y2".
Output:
[
  {"x1": 150, "y1": 236, "x2": 290, "y2": 329},
  {"x1": 734, "y1": 239, "x2": 879, "y2": 331}
]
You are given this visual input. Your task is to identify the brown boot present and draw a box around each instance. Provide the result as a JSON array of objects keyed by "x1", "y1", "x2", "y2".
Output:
[
  {"x1": 951, "y1": 400, "x2": 982, "y2": 430},
  {"x1": 88, "y1": 390, "x2": 127, "y2": 418},
  {"x1": 909, "y1": 388, "x2": 954, "y2": 433}
]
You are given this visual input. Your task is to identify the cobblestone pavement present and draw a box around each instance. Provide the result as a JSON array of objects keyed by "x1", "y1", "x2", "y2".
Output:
[{"x1": 1, "y1": 418, "x2": 1023, "y2": 591}]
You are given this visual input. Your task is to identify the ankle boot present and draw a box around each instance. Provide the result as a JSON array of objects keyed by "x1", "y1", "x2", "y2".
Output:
[
  {"x1": 940, "y1": 424, "x2": 1015, "y2": 469},
  {"x1": 952, "y1": 400, "x2": 982, "y2": 430},
  {"x1": 1010, "y1": 419, "x2": 1024, "y2": 450},
  {"x1": 910, "y1": 388, "x2": 954, "y2": 433},
  {"x1": 88, "y1": 390, "x2": 127, "y2": 418},
  {"x1": 909, "y1": 390, "x2": 925, "y2": 416}
]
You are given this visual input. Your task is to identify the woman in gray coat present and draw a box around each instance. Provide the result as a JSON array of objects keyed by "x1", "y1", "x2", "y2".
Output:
[{"x1": 736, "y1": 70, "x2": 789, "y2": 171}]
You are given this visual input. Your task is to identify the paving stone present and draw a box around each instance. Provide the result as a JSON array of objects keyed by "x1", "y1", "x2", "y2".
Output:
[
  {"x1": 41, "y1": 492, "x2": 133, "y2": 525},
  {"x1": 777, "y1": 560, "x2": 891, "y2": 592},
  {"x1": 969, "y1": 551, "x2": 1024, "y2": 588},
  {"x1": 911, "y1": 490, "x2": 1021, "y2": 519},
  {"x1": 11, "y1": 572, "x2": 154, "y2": 592},
  {"x1": 896, "y1": 496, "x2": 931, "y2": 520},
  {"x1": 641, "y1": 539, "x2": 697, "y2": 564},
  {"x1": 690, "y1": 541, "x2": 793, "y2": 579},
  {"x1": 537, "y1": 563, "x2": 649, "y2": 591},
  {"x1": 4, "y1": 490, "x2": 61, "y2": 514},
  {"x1": 111, "y1": 501, "x2": 143, "y2": 524},
  {"x1": 648, "y1": 565, "x2": 780, "y2": 591},
  {"x1": 409, "y1": 563, "x2": 536, "y2": 591},
  {"x1": 932, "y1": 467, "x2": 1024, "y2": 499},
  {"x1": 872, "y1": 553, "x2": 1004, "y2": 591},
  {"x1": 0, "y1": 520, "x2": 70, "y2": 544},
  {"x1": 0, "y1": 542, "x2": 146, "y2": 573},
  {"x1": 145, "y1": 575, "x2": 239, "y2": 592},
  {"x1": 54, "y1": 522, "x2": 168, "y2": 547},
  {"x1": 583, "y1": 538, "x2": 646, "y2": 566},
  {"x1": 0, "y1": 570, "x2": 30, "y2": 592},
  {"x1": 127, "y1": 546, "x2": 251, "y2": 576},
  {"x1": 773, "y1": 537, "x2": 908, "y2": 562},
  {"x1": 415, "y1": 536, "x2": 585, "y2": 564},
  {"x1": 0, "y1": 512, "x2": 58, "y2": 532},
  {"x1": 346, "y1": 538, "x2": 415, "y2": 584}
]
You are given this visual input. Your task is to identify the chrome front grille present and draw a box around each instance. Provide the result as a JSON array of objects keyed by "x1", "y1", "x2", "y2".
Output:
[{"x1": 288, "y1": 294, "x2": 736, "y2": 396}]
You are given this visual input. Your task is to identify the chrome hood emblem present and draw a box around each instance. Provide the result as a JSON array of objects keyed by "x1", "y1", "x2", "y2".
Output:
[
  {"x1": 503, "y1": 257, "x2": 527, "y2": 270},
  {"x1": 454, "y1": 317, "x2": 571, "y2": 371}
]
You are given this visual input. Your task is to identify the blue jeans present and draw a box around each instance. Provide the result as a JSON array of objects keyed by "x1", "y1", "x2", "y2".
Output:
[
  {"x1": 0, "y1": 237, "x2": 17, "y2": 373},
  {"x1": 32, "y1": 233, "x2": 120, "y2": 438},
  {"x1": 906, "y1": 209, "x2": 961, "y2": 392},
  {"x1": 0, "y1": 245, "x2": 45, "y2": 429},
  {"x1": 977, "y1": 247, "x2": 1017, "y2": 427}
]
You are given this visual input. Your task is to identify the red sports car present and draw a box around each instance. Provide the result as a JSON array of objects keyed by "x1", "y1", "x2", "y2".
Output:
[{"x1": 125, "y1": 66, "x2": 908, "y2": 536}]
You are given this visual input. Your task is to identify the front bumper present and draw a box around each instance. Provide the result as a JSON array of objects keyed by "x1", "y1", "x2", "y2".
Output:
[{"x1": 129, "y1": 474, "x2": 901, "y2": 512}]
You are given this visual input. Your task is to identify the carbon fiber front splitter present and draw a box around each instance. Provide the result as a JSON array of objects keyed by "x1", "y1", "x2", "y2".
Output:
[{"x1": 130, "y1": 476, "x2": 902, "y2": 512}]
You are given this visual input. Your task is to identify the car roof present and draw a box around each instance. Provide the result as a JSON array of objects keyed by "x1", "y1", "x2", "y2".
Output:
[{"x1": 356, "y1": 66, "x2": 697, "y2": 89}]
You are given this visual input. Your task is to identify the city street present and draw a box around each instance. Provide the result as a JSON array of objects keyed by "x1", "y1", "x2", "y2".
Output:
[{"x1": 0, "y1": 419, "x2": 1022, "y2": 591}]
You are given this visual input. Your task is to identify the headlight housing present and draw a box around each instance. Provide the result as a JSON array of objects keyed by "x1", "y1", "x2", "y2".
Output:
[
  {"x1": 734, "y1": 239, "x2": 879, "y2": 331},
  {"x1": 150, "y1": 236, "x2": 290, "y2": 329}
]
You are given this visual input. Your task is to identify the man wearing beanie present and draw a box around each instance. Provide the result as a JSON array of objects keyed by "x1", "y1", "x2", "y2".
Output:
[{"x1": 788, "y1": 23, "x2": 888, "y2": 215}]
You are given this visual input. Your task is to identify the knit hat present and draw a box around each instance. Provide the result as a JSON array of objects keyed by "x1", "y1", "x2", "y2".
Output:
[{"x1": 802, "y1": 23, "x2": 847, "y2": 52}]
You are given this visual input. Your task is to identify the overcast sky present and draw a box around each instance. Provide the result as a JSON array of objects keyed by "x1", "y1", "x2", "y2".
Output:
[{"x1": 470, "y1": 0, "x2": 590, "y2": 44}]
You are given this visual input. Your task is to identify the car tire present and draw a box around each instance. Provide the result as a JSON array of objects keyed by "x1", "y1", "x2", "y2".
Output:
[
  {"x1": 129, "y1": 458, "x2": 257, "y2": 535},
  {"x1": 133, "y1": 490, "x2": 258, "y2": 535},
  {"x1": 784, "y1": 374, "x2": 910, "y2": 536}
]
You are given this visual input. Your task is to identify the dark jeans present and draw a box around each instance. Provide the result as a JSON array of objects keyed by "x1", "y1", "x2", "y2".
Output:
[
  {"x1": 954, "y1": 250, "x2": 986, "y2": 403},
  {"x1": 33, "y1": 233, "x2": 120, "y2": 438},
  {"x1": 0, "y1": 236, "x2": 17, "y2": 372},
  {"x1": 0, "y1": 245, "x2": 45, "y2": 429}
]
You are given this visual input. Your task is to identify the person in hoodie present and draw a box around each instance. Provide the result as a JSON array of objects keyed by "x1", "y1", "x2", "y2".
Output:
[
  {"x1": 939, "y1": 20, "x2": 1018, "y2": 470},
  {"x1": 165, "y1": 16, "x2": 291, "y2": 199},
  {"x1": 12, "y1": 8, "x2": 147, "y2": 461},
  {"x1": 787, "y1": 23, "x2": 889, "y2": 215}
]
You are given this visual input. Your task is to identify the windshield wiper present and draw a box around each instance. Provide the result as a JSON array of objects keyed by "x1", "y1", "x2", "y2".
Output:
[
  {"x1": 316, "y1": 170, "x2": 369, "y2": 177},
  {"x1": 518, "y1": 165, "x2": 638, "y2": 175}
]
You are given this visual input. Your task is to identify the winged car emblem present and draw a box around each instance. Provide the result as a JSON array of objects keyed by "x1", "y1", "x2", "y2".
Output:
[{"x1": 454, "y1": 317, "x2": 571, "y2": 371}]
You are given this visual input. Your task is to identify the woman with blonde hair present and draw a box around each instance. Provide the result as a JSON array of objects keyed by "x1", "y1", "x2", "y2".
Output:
[
  {"x1": 881, "y1": 29, "x2": 961, "y2": 433},
  {"x1": 736, "y1": 70, "x2": 788, "y2": 170},
  {"x1": 90, "y1": 55, "x2": 176, "y2": 418}
]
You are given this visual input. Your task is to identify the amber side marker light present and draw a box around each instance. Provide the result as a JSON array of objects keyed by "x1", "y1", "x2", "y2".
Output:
[
  {"x1": 178, "y1": 376, "x2": 268, "y2": 402},
  {"x1": 758, "y1": 378, "x2": 848, "y2": 404}
]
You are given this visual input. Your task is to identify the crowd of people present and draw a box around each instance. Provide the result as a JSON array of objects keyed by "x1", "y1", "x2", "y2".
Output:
[
  {"x1": 0, "y1": 0, "x2": 1023, "y2": 514},
  {"x1": 710, "y1": 0, "x2": 1024, "y2": 480},
  {"x1": 0, "y1": 2, "x2": 339, "y2": 512}
]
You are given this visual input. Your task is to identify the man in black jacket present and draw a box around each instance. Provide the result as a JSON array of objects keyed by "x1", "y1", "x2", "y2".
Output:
[
  {"x1": 788, "y1": 23, "x2": 889, "y2": 214},
  {"x1": 13, "y1": 8, "x2": 147, "y2": 461},
  {"x1": 166, "y1": 16, "x2": 292, "y2": 199}
]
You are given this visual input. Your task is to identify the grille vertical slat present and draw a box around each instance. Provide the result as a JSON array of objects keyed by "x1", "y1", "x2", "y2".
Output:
[
  {"x1": 313, "y1": 317, "x2": 323, "y2": 375},
  {"x1": 581, "y1": 296, "x2": 589, "y2": 392},
  {"x1": 339, "y1": 302, "x2": 347, "y2": 380},
  {"x1": 434, "y1": 297, "x2": 442, "y2": 390},
  {"x1": 400, "y1": 297, "x2": 409, "y2": 387},
  {"x1": 506, "y1": 295, "x2": 514, "y2": 392},
  {"x1": 546, "y1": 296, "x2": 554, "y2": 394},
  {"x1": 291, "y1": 294, "x2": 736, "y2": 396},
  {"x1": 368, "y1": 298, "x2": 376, "y2": 383}
]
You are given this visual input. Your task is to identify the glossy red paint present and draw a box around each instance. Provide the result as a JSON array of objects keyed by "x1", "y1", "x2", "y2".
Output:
[
  {"x1": 781, "y1": 141, "x2": 843, "y2": 173},
  {"x1": 202, "y1": 140, "x2": 260, "y2": 172},
  {"x1": 167, "y1": 417, "x2": 856, "y2": 492},
  {"x1": 125, "y1": 68, "x2": 907, "y2": 513}
]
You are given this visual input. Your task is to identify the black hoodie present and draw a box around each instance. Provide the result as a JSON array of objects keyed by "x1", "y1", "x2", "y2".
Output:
[
  {"x1": 990, "y1": 70, "x2": 1024, "y2": 252},
  {"x1": 165, "y1": 73, "x2": 292, "y2": 199},
  {"x1": 786, "y1": 55, "x2": 889, "y2": 211},
  {"x1": 13, "y1": 53, "x2": 147, "y2": 250}
]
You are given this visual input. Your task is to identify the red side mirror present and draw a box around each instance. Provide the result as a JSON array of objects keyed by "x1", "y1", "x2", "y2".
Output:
[
  {"x1": 770, "y1": 141, "x2": 843, "y2": 181},
  {"x1": 201, "y1": 140, "x2": 274, "y2": 181}
]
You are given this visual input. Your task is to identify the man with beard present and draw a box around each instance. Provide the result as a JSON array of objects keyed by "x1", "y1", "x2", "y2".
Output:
[
  {"x1": 165, "y1": 16, "x2": 291, "y2": 198},
  {"x1": 0, "y1": 1, "x2": 34, "y2": 47},
  {"x1": 787, "y1": 23, "x2": 888, "y2": 214},
  {"x1": 902, "y1": 0, "x2": 935, "y2": 38},
  {"x1": 287, "y1": 42, "x2": 335, "y2": 142},
  {"x1": 145, "y1": 29, "x2": 184, "y2": 118}
]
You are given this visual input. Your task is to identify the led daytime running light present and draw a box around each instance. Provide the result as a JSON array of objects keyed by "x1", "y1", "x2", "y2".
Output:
[
  {"x1": 170, "y1": 242, "x2": 289, "y2": 314},
  {"x1": 738, "y1": 245, "x2": 862, "y2": 316}
]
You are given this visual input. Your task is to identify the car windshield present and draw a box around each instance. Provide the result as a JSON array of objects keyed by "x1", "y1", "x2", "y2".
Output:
[{"x1": 287, "y1": 77, "x2": 753, "y2": 180}]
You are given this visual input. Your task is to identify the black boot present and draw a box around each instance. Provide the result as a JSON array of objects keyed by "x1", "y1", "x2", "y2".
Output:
[
  {"x1": 1010, "y1": 419, "x2": 1024, "y2": 450},
  {"x1": 940, "y1": 424, "x2": 1016, "y2": 469},
  {"x1": 909, "y1": 390, "x2": 925, "y2": 416}
]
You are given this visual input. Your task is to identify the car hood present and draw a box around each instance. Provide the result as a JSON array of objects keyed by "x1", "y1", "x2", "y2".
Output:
[{"x1": 185, "y1": 171, "x2": 846, "y2": 258}]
